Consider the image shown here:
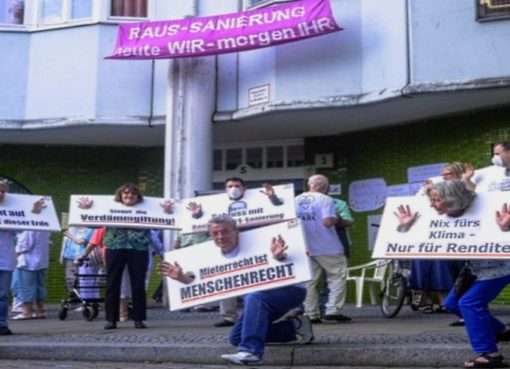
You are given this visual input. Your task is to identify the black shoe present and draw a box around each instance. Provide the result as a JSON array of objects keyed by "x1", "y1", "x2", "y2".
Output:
[
  {"x1": 497, "y1": 327, "x2": 510, "y2": 342},
  {"x1": 214, "y1": 319, "x2": 235, "y2": 327},
  {"x1": 0, "y1": 327, "x2": 12, "y2": 335},
  {"x1": 323, "y1": 314, "x2": 352, "y2": 322},
  {"x1": 309, "y1": 318, "x2": 322, "y2": 324},
  {"x1": 104, "y1": 321, "x2": 117, "y2": 330},
  {"x1": 134, "y1": 321, "x2": 147, "y2": 329},
  {"x1": 449, "y1": 318, "x2": 465, "y2": 327}
]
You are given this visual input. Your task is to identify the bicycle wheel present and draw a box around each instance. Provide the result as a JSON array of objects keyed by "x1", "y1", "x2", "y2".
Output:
[{"x1": 380, "y1": 274, "x2": 407, "y2": 318}]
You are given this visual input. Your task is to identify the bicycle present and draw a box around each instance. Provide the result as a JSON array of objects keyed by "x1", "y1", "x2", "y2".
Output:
[{"x1": 380, "y1": 259, "x2": 422, "y2": 318}]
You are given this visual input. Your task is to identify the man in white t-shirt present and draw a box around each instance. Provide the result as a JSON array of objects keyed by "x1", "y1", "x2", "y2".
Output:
[
  {"x1": 473, "y1": 142, "x2": 510, "y2": 192},
  {"x1": 295, "y1": 174, "x2": 350, "y2": 323}
]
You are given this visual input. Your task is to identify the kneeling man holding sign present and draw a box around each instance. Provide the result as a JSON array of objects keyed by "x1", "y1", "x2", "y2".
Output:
[{"x1": 160, "y1": 215, "x2": 313, "y2": 365}]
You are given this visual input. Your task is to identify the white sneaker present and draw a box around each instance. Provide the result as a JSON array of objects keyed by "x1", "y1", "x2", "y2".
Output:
[
  {"x1": 221, "y1": 351, "x2": 262, "y2": 365},
  {"x1": 295, "y1": 314, "x2": 314, "y2": 344}
]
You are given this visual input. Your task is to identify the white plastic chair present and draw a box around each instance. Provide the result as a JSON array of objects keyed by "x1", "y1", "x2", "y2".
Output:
[{"x1": 346, "y1": 260, "x2": 390, "y2": 308}]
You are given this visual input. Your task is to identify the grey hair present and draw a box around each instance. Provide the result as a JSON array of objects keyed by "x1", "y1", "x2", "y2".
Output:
[
  {"x1": 308, "y1": 174, "x2": 329, "y2": 192},
  {"x1": 207, "y1": 214, "x2": 238, "y2": 232},
  {"x1": 427, "y1": 180, "x2": 476, "y2": 212},
  {"x1": 0, "y1": 180, "x2": 9, "y2": 191}
]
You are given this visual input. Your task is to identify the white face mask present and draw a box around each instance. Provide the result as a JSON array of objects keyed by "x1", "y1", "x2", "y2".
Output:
[
  {"x1": 492, "y1": 154, "x2": 503, "y2": 167},
  {"x1": 227, "y1": 187, "x2": 243, "y2": 200}
]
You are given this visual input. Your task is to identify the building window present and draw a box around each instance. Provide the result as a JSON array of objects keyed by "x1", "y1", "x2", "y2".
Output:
[
  {"x1": 267, "y1": 146, "x2": 284, "y2": 168},
  {"x1": 246, "y1": 147, "x2": 263, "y2": 169},
  {"x1": 39, "y1": 0, "x2": 93, "y2": 25},
  {"x1": 0, "y1": 0, "x2": 24, "y2": 25},
  {"x1": 226, "y1": 148, "x2": 243, "y2": 170},
  {"x1": 287, "y1": 145, "x2": 304, "y2": 167},
  {"x1": 477, "y1": 0, "x2": 510, "y2": 21},
  {"x1": 213, "y1": 149, "x2": 223, "y2": 171},
  {"x1": 111, "y1": 0, "x2": 147, "y2": 18},
  {"x1": 71, "y1": 0, "x2": 93, "y2": 19}
]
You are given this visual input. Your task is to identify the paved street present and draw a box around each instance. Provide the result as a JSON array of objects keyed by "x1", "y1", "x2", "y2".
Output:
[
  {"x1": 0, "y1": 361, "x2": 463, "y2": 369},
  {"x1": 1, "y1": 303, "x2": 510, "y2": 367}
]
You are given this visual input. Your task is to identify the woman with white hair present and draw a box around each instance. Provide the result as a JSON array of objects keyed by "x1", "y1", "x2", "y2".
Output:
[{"x1": 402, "y1": 180, "x2": 510, "y2": 369}]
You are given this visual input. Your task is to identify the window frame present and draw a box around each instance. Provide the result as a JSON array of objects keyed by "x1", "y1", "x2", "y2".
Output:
[
  {"x1": 0, "y1": 0, "x2": 25, "y2": 27},
  {"x1": 107, "y1": 0, "x2": 150, "y2": 22},
  {"x1": 37, "y1": 0, "x2": 94, "y2": 27},
  {"x1": 477, "y1": 0, "x2": 510, "y2": 22}
]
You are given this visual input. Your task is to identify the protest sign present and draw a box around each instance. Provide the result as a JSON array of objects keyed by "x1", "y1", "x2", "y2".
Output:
[
  {"x1": 372, "y1": 192, "x2": 510, "y2": 260},
  {"x1": 179, "y1": 183, "x2": 296, "y2": 234},
  {"x1": 165, "y1": 219, "x2": 311, "y2": 311},
  {"x1": 0, "y1": 193, "x2": 61, "y2": 232},
  {"x1": 68, "y1": 195, "x2": 182, "y2": 230}
]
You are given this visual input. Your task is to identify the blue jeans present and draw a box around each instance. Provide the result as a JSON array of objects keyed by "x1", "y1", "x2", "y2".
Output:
[
  {"x1": 228, "y1": 286, "x2": 306, "y2": 357},
  {"x1": 0, "y1": 270, "x2": 13, "y2": 329},
  {"x1": 444, "y1": 274, "x2": 510, "y2": 354},
  {"x1": 18, "y1": 269, "x2": 47, "y2": 303}
]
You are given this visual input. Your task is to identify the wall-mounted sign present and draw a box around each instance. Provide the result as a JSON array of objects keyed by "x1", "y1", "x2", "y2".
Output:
[
  {"x1": 248, "y1": 84, "x2": 270, "y2": 106},
  {"x1": 407, "y1": 163, "x2": 446, "y2": 184},
  {"x1": 328, "y1": 184, "x2": 341, "y2": 195},
  {"x1": 314, "y1": 153, "x2": 334, "y2": 168},
  {"x1": 386, "y1": 184, "x2": 411, "y2": 197},
  {"x1": 348, "y1": 178, "x2": 387, "y2": 212}
]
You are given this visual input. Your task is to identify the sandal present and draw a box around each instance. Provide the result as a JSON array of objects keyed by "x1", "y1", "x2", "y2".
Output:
[
  {"x1": 464, "y1": 353, "x2": 509, "y2": 368},
  {"x1": 422, "y1": 305, "x2": 434, "y2": 314}
]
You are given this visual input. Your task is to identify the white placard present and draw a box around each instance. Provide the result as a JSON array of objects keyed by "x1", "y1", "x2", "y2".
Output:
[
  {"x1": 165, "y1": 219, "x2": 312, "y2": 311},
  {"x1": 179, "y1": 184, "x2": 296, "y2": 234},
  {"x1": 348, "y1": 178, "x2": 387, "y2": 212},
  {"x1": 372, "y1": 192, "x2": 510, "y2": 259},
  {"x1": 68, "y1": 195, "x2": 182, "y2": 230},
  {"x1": 407, "y1": 163, "x2": 446, "y2": 183},
  {"x1": 0, "y1": 193, "x2": 61, "y2": 232}
]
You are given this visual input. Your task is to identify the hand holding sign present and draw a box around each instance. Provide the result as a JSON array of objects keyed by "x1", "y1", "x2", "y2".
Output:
[
  {"x1": 160, "y1": 199, "x2": 175, "y2": 214},
  {"x1": 271, "y1": 234, "x2": 288, "y2": 261},
  {"x1": 496, "y1": 203, "x2": 510, "y2": 232},
  {"x1": 159, "y1": 261, "x2": 195, "y2": 284},
  {"x1": 77, "y1": 197, "x2": 93, "y2": 209},
  {"x1": 394, "y1": 204, "x2": 420, "y2": 233},
  {"x1": 31, "y1": 197, "x2": 46, "y2": 214},
  {"x1": 260, "y1": 184, "x2": 283, "y2": 206},
  {"x1": 186, "y1": 201, "x2": 203, "y2": 219}
]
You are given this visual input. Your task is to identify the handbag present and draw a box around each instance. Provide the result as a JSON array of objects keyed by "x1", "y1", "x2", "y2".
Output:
[{"x1": 454, "y1": 263, "x2": 477, "y2": 298}]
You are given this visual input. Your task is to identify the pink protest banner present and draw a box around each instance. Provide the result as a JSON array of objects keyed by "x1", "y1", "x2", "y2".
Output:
[{"x1": 106, "y1": 0, "x2": 342, "y2": 60}]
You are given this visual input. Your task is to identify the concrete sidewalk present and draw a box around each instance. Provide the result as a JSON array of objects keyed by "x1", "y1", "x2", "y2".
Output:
[{"x1": 1, "y1": 302, "x2": 510, "y2": 367}]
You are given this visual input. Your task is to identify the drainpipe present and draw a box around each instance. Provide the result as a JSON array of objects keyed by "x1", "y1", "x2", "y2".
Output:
[{"x1": 148, "y1": 59, "x2": 155, "y2": 128}]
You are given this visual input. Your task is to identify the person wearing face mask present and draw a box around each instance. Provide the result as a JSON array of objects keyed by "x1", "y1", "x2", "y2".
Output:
[{"x1": 473, "y1": 142, "x2": 510, "y2": 193}]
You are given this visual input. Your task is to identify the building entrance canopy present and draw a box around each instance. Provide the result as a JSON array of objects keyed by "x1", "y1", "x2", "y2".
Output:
[{"x1": 106, "y1": 0, "x2": 342, "y2": 60}]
